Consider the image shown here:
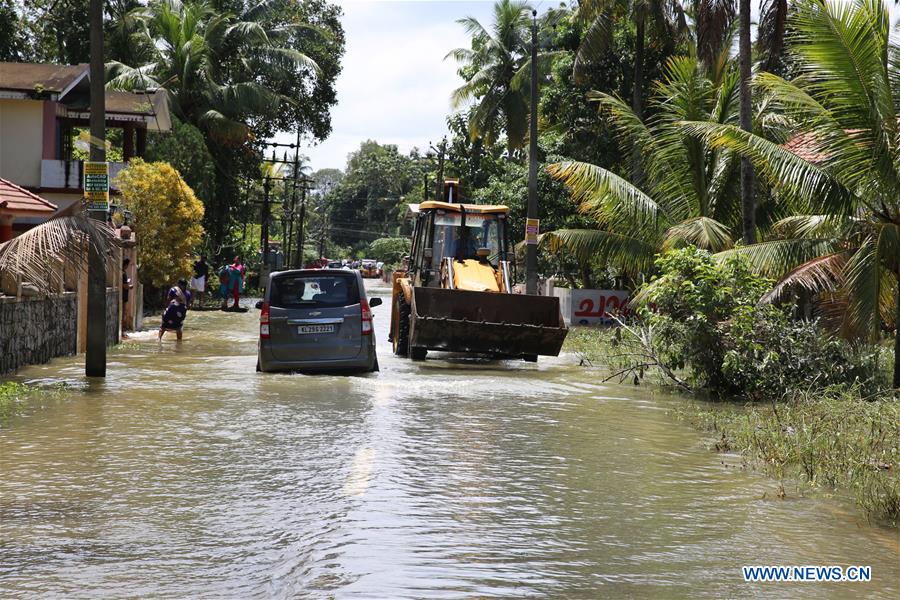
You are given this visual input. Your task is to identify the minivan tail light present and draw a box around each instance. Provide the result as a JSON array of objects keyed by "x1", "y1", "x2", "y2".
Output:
[
  {"x1": 260, "y1": 302, "x2": 270, "y2": 338},
  {"x1": 361, "y1": 298, "x2": 373, "y2": 335}
]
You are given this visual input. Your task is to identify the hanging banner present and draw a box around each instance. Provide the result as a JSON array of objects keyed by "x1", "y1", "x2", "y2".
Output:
[
  {"x1": 83, "y1": 161, "x2": 109, "y2": 212},
  {"x1": 525, "y1": 218, "x2": 540, "y2": 245}
]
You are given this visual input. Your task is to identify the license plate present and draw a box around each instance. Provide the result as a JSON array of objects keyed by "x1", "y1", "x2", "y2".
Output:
[{"x1": 298, "y1": 324, "x2": 335, "y2": 334}]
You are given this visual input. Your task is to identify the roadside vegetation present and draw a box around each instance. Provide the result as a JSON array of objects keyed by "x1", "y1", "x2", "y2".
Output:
[
  {"x1": 0, "y1": 382, "x2": 67, "y2": 422},
  {"x1": 682, "y1": 390, "x2": 899, "y2": 525},
  {"x1": 561, "y1": 246, "x2": 897, "y2": 523}
]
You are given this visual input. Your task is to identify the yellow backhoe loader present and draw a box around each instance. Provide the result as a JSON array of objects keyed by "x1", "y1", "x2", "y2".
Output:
[{"x1": 389, "y1": 186, "x2": 568, "y2": 361}]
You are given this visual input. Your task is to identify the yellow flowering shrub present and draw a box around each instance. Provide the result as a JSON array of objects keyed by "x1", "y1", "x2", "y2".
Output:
[{"x1": 115, "y1": 159, "x2": 205, "y2": 287}]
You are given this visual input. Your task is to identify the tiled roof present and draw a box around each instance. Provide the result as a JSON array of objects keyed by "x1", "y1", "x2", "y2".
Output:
[
  {"x1": 66, "y1": 89, "x2": 157, "y2": 115},
  {"x1": 0, "y1": 63, "x2": 87, "y2": 93},
  {"x1": 783, "y1": 131, "x2": 829, "y2": 164},
  {"x1": 0, "y1": 179, "x2": 58, "y2": 215}
]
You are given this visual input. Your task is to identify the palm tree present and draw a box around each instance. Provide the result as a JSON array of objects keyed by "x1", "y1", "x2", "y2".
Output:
[
  {"x1": 574, "y1": 0, "x2": 689, "y2": 182},
  {"x1": 682, "y1": 0, "x2": 899, "y2": 386},
  {"x1": 107, "y1": 0, "x2": 318, "y2": 144},
  {"x1": 106, "y1": 0, "x2": 319, "y2": 247},
  {"x1": 447, "y1": 0, "x2": 533, "y2": 155},
  {"x1": 0, "y1": 215, "x2": 117, "y2": 294},
  {"x1": 545, "y1": 55, "x2": 761, "y2": 276},
  {"x1": 574, "y1": 0, "x2": 690, "y2": 118}
]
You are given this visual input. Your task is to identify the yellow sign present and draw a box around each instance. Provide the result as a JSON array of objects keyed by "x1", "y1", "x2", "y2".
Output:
[
  {"x1": 83, "y1": 161, "x2": 109, "y2": 211},
  {"x1": 525, "y1": 218, "x2": 540, "y2": 245}
]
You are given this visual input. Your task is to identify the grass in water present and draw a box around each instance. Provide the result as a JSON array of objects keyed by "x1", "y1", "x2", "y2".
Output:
[
  {"x1": 680, "y1": 390, "x2": 900, "y2": 525},
  {"x1": 0, "y1": 381, "x2": 68, "y2": 422},
  {"x1": 562, "y1": 326, "x2": 616, "y2": 367},
  {"x1": 565, "y1": 327, "x2": 899, "y2": 524}
]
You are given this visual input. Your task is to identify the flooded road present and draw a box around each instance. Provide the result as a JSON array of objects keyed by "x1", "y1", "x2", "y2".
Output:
[{"x1": 1, "y1": 282, "x2": 898, "y2": 597}]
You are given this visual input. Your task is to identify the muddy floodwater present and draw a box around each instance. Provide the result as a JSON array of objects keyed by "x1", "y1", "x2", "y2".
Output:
[{"x1": 1, "y1": 281, "x2": 898, "y2": 598}]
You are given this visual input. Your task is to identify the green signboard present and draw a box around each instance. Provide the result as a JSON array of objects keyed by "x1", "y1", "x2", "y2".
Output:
[{"x1": 83, "y1": 161, "x2": 109, "y2": 211}]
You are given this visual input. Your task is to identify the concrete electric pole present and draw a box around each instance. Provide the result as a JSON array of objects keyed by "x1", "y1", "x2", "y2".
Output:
[
  {"x1": 85, "y1": 0, "x2": 107, "y2": 377},
  {"x1": 525, "y1": 10, "x2": 539, "y2": 295}
]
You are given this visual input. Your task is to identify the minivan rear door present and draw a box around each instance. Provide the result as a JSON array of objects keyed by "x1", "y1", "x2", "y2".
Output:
[{"x1": 267, "y1": 273, "x2": 363, "y2": 362}]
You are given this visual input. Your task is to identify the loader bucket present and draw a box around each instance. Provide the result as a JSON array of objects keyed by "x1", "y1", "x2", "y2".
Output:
[{"x1": 409, "y1": 287, "x2": 568, "y2": 358}]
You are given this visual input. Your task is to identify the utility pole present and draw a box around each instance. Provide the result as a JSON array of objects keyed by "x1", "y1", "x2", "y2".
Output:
[
  {"x1": 283, "y1": 151, "x2": 294, "y2": 268},
  {"x1": 85, "y1": 0, "x2": 107, "y2": 377},
  {"x1": 525, "y1": 9, "x2": 539, "y2": 295},
  {"x1": 434, "y1": 137, "x2": 446, "y2": 201},
  {"x1": 296, "y1": 182, "x2": 307, "y2": 267},
  {"x1": 261, "y1": 175, "x2": 271, "y2": 269},
  {"x1": 288, "y1": 129, "x2": 300, "y2": 267}
]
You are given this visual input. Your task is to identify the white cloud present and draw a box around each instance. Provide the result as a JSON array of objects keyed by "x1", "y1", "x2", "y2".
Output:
[{"x1": 275, "y1": 1, "x2": 495, "y2": 171}]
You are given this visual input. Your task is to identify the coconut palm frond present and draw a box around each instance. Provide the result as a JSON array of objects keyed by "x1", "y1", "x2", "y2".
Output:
[
  {"x1": 772, "y1": 214, "x2": 862, "y2": 239},
  {"x1": 445, "y1": 47, "x2": 475, "y2": 63},
  {"x1": 842, "y1": 232, "x2": 882, "y2": 340},
  {"x1": 226, "y1": 20, "x2": 270, "y2": 44},
  {"x1": 588, "y1": 91, "x2": 655, "y2": 152},
  {"x1": 540, "y1": 228, "x2": 658, "y2": 275},
  {"x1": 198, "y1": 109, "x2": 249, "y2": 140},
  {"x1": 257, "y1": 47, "x2": 320, "y2": 75},
  {"x1": 0, "y1": 215, "x2": 118, "y2": 295},
  {"x1": 760, "y1": 252, "x2": 847, "y2": 304},
  {"x1": 757, "y1": 0, "x2": 788, "y2": 72},
  {"x1": 510, "y1": 51, "x2": 566, "y2": 92},
  {"x1": 714, "y1": 238, "x2": 839, "y2": 279},
  {"x1": 664, "y1": 216, "x2": 734, "y2": 252},
  {"x1": 695, "y1": 0, "x2": 737, "y2": 67},
  {"x1": 574, "y1": 14, "x2": 612, "y2": 82},
  {"x1": 105, "y1": 61, "x2": 162, "y2": 90},
  {"x1": 547, "y1": 160, "x2": 665, "y2": 225},
  {"x1": 679, "y1": 120, "x2": 857, "y2": 215}
]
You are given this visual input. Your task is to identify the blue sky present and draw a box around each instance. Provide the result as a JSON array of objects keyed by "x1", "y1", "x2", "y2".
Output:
[{"x1": 279, "y1": 0, "x2": 900, "y2": 173}]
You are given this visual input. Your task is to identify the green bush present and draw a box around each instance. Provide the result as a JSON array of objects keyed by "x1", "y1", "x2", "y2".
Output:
[
  {"x1": 630, "y1": 247, "x2": 880, "y2": 399},
  {"x1": 366, "y1": 237, "x2": 410, "y2": 268}
]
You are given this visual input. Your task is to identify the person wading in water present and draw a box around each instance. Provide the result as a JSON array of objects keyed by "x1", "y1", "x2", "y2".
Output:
[{"x1": 159, "y1": 278, "x2": 192, "y2": 341}]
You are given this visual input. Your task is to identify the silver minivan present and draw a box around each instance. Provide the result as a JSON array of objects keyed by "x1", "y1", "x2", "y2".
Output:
[{"x1": 257, "y1": 269, "x2": 382, "y2": 373}]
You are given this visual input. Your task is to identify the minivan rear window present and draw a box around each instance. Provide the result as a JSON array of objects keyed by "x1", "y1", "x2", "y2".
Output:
[{"x1": 270, "y1": 274, "x2": 359, "y2": 308}]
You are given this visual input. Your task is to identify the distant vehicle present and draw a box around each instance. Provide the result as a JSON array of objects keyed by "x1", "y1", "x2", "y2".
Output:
[
  {"x1": 257, "y1": 269, "x2": 382, "y2": 373},
  {"x1": 304, "y1": 258, "x2": 330, "y2": 269},
  {"x1": 360, "y1": 259, "x2": 379, "y2": 278},
  {"x1": 327, "y1": 260, "x2": 343, "y2": 269}
]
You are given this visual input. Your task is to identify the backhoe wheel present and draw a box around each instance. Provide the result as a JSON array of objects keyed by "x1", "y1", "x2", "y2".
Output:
[
  {"x1": 410, "y1": 346, "x2": 427, "y2": 361},
  {"x1": 393, "y1": 295, "x2": 410, "y2": 356}
]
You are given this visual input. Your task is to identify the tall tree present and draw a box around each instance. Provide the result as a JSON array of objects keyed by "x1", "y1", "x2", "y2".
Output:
[
  {"x1": 546, "y1": 55, "x2": 757, "y2": 276},
  {"x1": 0, "y1": 0, "x2": 24, "y2": 61},
  {"x1": 447, "y1": 0, "x2": 534, "y2": 156},
  {"x1": 18, "y1": 0, "x2": 91, "y2": 64},
  {"x1": 107, "y1": 0, "x2": 342, "y2": 250},
  {"x1": 574, "y1": 0, "x2": 689, "y2": 118},
  {"x1": 738, "y1": 0, "x2": 756, "y2": 243},
  {"x1": 326, "y1": 141, "x2": 427, "y2": 246},
  {"x1": 573, "y1": 0, "x2": 689, "y2": 180}
]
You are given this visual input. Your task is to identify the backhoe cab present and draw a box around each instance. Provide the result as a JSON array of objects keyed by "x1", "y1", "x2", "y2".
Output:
[{"x1": 389, "y1": 181, "x2": 568, "y2": 361}]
